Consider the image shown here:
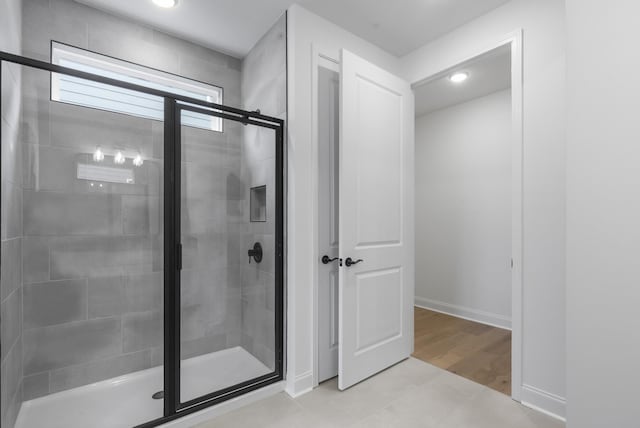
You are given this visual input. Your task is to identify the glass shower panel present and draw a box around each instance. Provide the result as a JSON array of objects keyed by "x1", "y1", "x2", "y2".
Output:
[
  {"x1": 11, "y1": 63, "x2": 165, "y2": 428},
  {"x1": 179, "y1": 111, "x2": 277, "y2": 404}
]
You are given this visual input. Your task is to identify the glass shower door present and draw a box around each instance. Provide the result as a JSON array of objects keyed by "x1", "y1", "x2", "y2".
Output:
[
  {"x1": 1, "y1": 52, "x2": 283, "y2": 428},
  {"x1": 5, "y1": 61, "x2": 166, "y2": 428},
  {"x1": 175, "y1": 105, "x2": 282, "y2": 407}
]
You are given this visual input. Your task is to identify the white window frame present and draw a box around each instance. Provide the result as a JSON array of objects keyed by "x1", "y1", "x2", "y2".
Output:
[{"x1": 51, "y1": 42, "x2": 223, "y2": 132}]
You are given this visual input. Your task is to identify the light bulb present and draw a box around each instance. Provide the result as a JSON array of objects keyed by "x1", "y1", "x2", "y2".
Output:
[
  {"x1": 133, "y1": 154, "x2": 144, "y2": 167},
  {"x1": 152, "y1": 0, "x2": 177, "y2": 8},
  {"x1": 114, "y1": 151, "x2": 126, "y2": 165},
  {"x1": 93, "y1": 146, "x2": 104, "y2": 162},
  {"x1": 449, "y1": 72, "x2": 469, "y2": 83}
]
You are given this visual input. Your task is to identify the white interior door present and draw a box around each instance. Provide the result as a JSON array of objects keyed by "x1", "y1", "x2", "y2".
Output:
[
  {"x1": 338, "y1": 49, "x2": 414, "y2": 390},
  {"x1": 318, "y1": 65, "x2": 340, "y2": 383}
]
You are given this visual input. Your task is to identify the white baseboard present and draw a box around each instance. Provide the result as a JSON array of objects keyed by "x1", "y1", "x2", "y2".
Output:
[
  {"x1": 415, "y1": 297, "x2": 511, "y2": 330},
  {"x1": 285, "y1": 370, "x2": 314, "y2": 398},
  {"x1": 521, "y1": 384, "x2": 566, "y2": 421}
]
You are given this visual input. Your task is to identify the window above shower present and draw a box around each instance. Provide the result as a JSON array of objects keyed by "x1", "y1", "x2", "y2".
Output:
[{"x1": 50, "y1": 42, "x2": 224, "y2": 131}]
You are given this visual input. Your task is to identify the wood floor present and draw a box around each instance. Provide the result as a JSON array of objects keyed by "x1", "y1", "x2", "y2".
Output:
[{"x1": 412, "y1": 307, "x2": 512, "y2": 395}]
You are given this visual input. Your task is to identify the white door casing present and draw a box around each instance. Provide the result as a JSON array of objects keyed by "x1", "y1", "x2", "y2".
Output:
[
  {"x1": 338, "y1": 49, "x2": 415, "y2": 390},
  {"x1": 406, "y1": 32, "x2": 523, "y2": 401},
  {"x1": 318, "y1": 65, "x2": 340, "y2": 383}
]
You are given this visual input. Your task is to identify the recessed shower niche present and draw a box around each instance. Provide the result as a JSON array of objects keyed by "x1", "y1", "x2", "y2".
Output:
[{"x1": 250, "y1": 185, "x2": 267, "y2": 222}]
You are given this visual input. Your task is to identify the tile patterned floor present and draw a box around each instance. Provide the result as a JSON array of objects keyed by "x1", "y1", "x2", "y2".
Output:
[{"x1": 195, "y1": 358, "x2": 564, "y2": 428}]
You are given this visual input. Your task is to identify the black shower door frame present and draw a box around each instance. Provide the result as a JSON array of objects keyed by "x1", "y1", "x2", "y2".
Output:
[
  {"x1": 161, "y1": 100, "x2": 285, "y2": 423},
  {"x1": 0, "y1": 51, "x2": 285, "y2": 428}
]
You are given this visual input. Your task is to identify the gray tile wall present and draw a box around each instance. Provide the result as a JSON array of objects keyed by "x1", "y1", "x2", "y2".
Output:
[
  {"x1": 17, "y1": 0, "x2": 244, "y2": 401},
  {"x1": 179, "y1": 121, "x2": 244, "y2": 361},
  {"x1": 19, "y1": 93, "x2": 165, "y2": 401},
  {"x1": 22, "y1": 0, "x2": 242, "y2": 109},
  {"x1": 1, "y1": 0, "x2": 23, "y2": 426},
  {"x1": 239, "y1": 14, "x2": 286, "y2": 370}
]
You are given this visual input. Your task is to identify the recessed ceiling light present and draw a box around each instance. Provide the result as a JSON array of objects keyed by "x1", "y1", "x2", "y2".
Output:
[
  {"x1": 449, "y1": 72, "x2": 469, "y2": 83},
  {"x1": 152, "y1": 0, "x2": 177, "y2": 8}
]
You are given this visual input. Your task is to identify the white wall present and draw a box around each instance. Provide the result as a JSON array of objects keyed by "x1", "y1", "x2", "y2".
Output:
[
  {"x1": 286, "y1": 4, "x2": 400, "y2": 396},
  {"x1": 566, "y1": 1, "x2": 640, "y2": 427},
  {"x1": 401, "y1": 0, "x2": 567, "y2": 418},
  {"x1": 415, "y1": 89, "x2": 512, "y2": 329}
]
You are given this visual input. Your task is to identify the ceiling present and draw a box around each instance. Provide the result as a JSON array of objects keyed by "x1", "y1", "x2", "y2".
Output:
[
  {"x1": 296, "y1": 0, "x2": 511, "y2": 56},
  {"x1": 75, "y1": 0, "x2": 511, "y2": 58},
  {"x1": 414, "y1": 45, "x2": 511, "y2": 117},
  {"x1": 75, "y1": 0, "x2": 294, "y2": 58}
]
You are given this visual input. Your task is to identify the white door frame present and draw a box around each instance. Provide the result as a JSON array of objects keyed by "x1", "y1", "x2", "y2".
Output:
[
  {"x1": 410, "y1": 29, "x2": 524, "y2": 401},
  {"x1": 309, "y1": 30, "x2": 524, "y2": 398},
  {"x1": 310, "y1": 45, "x2": 414, "y2": 389},
  {"x1": 311, "y1": 44, "x2": 341, "y2": 387}
]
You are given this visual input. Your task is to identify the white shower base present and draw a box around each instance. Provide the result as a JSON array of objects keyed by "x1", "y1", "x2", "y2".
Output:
[{"x1": 15, "y1": 347, "x2": 271, "y2": 428}]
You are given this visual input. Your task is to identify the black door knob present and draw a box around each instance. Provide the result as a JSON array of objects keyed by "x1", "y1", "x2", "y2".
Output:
[
  {"x1": 322, "y1": 255, "x2": 341, "y2": 265},
  {"x1": 344, "y1": 257, "x2": 363, "y2": 267}
]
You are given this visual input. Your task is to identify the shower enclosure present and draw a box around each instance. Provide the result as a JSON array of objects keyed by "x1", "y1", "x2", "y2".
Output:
[{"x1": 0, "y1": 50, "x2": 283, "y2": 428}]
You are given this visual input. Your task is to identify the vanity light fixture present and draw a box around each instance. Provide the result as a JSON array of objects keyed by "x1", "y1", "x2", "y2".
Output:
[
  {"x1": 449, "y1": 72, "x2": 469, "y2": 83},
  {"x1": 93, "y1": 146, "x2": 105, "y2": 162},
  {"x1": 133, "y1": 154, "x2": 144, "y2": 167},
  {"x1": 114, "y1": 151, "x2": 126, "y2": 165},
  {"x1": 152, "y1": 0, "x2": 177, "y2": 8}
]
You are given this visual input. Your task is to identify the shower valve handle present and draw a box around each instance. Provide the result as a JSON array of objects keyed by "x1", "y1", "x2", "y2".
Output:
[{"x1": 248, "y1": 242, "x2": 263, "y2": 264}]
